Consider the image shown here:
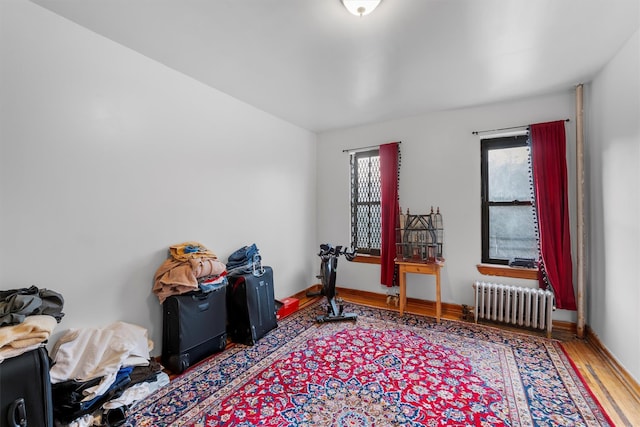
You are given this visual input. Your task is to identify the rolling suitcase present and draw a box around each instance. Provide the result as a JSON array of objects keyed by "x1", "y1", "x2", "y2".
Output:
[
  {"x1": 0, "y1": 347, "x2": 53, "y2": 427},
  {"x1": 162, "y1": 285, "x2": 227, "y2": 374},
  {"x1": 227, "y1": 266, "x2": 277, "y2": 345}
]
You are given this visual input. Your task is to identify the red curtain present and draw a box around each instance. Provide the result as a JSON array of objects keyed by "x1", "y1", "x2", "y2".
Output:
[
  {"x1": 380, "y1": 142, "x2": 400, "y2": 287},
  {"x1": 530, "y1": 121, "x2": 577, "y2": 310}
]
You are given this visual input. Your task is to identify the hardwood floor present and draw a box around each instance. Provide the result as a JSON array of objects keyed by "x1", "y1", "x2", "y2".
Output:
[{"x1": 292, "y1": 286, "x2": 640, "y2": 426}]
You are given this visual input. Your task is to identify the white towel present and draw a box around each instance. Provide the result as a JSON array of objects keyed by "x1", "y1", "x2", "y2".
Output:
[
  {"x1": 49, "y1": 321, "x2": 152, "y2": 401},
  {"x1": 0, "y1": 342, "x2": 43, "y2": 364},
  {"x1": 0, "y1": 315, "x2": 57, "y2": 349}
]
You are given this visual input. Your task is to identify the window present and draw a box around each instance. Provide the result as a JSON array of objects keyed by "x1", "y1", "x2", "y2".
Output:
[
  {"x1": 350, "y1": 149, "x2": 381, "y2": 256},
  {"x1": 481, "y1": 135, "x2": 538, "y2": 265}
]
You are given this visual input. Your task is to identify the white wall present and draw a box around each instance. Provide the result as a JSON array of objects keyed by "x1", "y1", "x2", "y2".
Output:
[
  {"x1": 0, "y1": 0, "x2": 318, "y2": 355},
  {"x1": 317, "y1": 92, "x2": 578, "y2": 323},
  {"x1": 586, "y1": 28, "x2": 640, "y2": 383}
]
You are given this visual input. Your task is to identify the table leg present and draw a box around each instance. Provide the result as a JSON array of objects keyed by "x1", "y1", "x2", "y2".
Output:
[
  {"x1": 399, "y1": 267, "x2": 406, "y2": 316},
  {"x1": 435, "y1": 268, "x2": 441, "y2": 323}
]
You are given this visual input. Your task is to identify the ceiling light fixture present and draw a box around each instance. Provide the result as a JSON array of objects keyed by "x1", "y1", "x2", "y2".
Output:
[{"x1": 341, "y1": 0, "x2": 382, "y2": 17}]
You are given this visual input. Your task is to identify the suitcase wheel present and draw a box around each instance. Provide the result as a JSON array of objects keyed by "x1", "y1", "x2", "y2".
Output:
[{"x1": 168, "y1": 354, "x2": 190, "y2": 374}]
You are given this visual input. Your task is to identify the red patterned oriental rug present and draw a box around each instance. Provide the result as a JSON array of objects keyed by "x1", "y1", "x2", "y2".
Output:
[{"x1": 125, "y1": 302, "x2": 613, "y2": 426}]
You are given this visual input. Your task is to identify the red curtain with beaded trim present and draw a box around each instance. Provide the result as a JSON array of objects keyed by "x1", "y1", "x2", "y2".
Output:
[
  {"x1": 380, "y1": 142, "x2": 400, "y2": 287},
  {"x1": 530, "y1": 121, "x2": 577, "y2": 310}
]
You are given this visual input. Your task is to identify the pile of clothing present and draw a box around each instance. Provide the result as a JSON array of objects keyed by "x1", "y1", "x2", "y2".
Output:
[
  {"x1": 226, "y1": 243, "x2": 261, "y2": 276},
  {"x1": 153, "y1": 241, "x2": 227, "y2": 304},
  {"x1": 50, "y1": 321, "x2": 168, "y2": 426},
  {"x1": 0, "y1": 286, "x2": 64, "y2": 362}
]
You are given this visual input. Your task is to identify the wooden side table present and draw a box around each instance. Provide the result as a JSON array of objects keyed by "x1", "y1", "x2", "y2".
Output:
[{"x1": 395, "y1": 260, "x2": 445, "y2": 323}]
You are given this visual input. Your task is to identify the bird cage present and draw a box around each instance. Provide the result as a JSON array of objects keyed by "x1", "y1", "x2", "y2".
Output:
[{"x1": 396, "y1": 206, "x2": 444, "y2": 262}]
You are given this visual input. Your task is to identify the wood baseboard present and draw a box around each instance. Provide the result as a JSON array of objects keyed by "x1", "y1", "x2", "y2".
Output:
[
  {"x1": 553, "y1": 319, "x2": 578, "y2": 335},
  {"x1": 334, "y1": 286, "x2": 465, "y2": 320},
  {"x1": 585, "y1": 325, "x2": 640, "y2": 401},
  {"x1": 331, "y1": 285, "x2": 576, "y2": 333}
]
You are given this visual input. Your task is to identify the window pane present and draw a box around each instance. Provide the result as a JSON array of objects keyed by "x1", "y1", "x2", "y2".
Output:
[
  {"x1": 489, "y1": 205, "x2": 537, "y2": 260},
  {"x1": 355, "y1": 204, "x2": 381, "y2": 249},
  {"x1": 370, "y1": 156, "x2": 380, "y2": 202},
  {"x1": 352, "y1": 150, "x2": 381, "y2": 254},
  {"x1": 357, "y1": 157, "x2": 371, "y2": 202},
  {"x1": 370, "y1": 204, "x2": 381, "y2": 248},
  {"x1": 488, "y1": 146, "x2": 531, "y2": 202},
  {"x1": 356, "y1": 204, "x2": 381, "y2": 249},
  {"x1": 356, "y1": 156, "x2": 380, "y2": 203},
  {"x1": 356, "y1": 205, "x2": 371, "y2": 248}
]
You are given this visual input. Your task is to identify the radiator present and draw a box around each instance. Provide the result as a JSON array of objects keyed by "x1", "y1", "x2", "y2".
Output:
[{"x1": 472, "y1": 281, "x2": 555, "y2": 337}]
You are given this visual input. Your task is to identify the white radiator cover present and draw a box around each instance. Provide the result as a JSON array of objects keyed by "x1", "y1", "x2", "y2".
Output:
[{"x1": 472, "y1": 281, "x2": 555, "y2": 337}]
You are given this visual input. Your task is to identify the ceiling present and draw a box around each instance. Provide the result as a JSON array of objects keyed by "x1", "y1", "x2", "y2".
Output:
[{"x1": 30, "y1": 0, "x2": 640, "y2": 133}]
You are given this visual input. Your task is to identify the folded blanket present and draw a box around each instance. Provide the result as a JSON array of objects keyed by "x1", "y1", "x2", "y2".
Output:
[
  {"x1": 153, "y1": 259, "x2": 198, "y2": 304},
  {"x1": 0, "y1": 314, "x2": 57, "y2": 349},
  {"x1": 169, "y1": 241, "x2": 217, "y2": 262},
  {"x1": 153, "y1": 257, "x2": 226, "y2": 304},
  {"x1": 0, "y1": 342, "x2": 43, "y2": 364},
  {"x1": 190, "y1": 257, "x2": 226, "y2": 278}
]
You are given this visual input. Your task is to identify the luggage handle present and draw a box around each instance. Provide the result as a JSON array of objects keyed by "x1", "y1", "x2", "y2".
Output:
[
  {"x1": 189, "y1": 292, "x2": 211, "y2": 311},
  {"x1": 252, "y1": 254, "x2": 265, "y2": 277},
  {"x1": 7, "y1": 398, "x2": 27, "y2": 427},
  {"x1": 192, "y1": 292, "x2": 209, "y2": 301}
]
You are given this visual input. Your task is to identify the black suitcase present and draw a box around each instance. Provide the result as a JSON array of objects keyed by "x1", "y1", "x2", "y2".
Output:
[
  {"x1": 162, "y1": 286, "x2": 227, "y2": 374},
  {"x1": 227, "y1": 266, "x2": 277, "y2": 345},
  {"x1": 0, "y1": 347, "x2": 53, "y2": 427}
]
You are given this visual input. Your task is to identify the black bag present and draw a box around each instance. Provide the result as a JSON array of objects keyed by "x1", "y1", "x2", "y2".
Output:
[
  {"x1": 227, "y1": 266, "x2": 277, "y2": 345},
  {"x1": 0, "y1": 347, "x2": 53, "y2": 427},
  {"x1": 162, "y1": 285, "x2": 227, "y2": 374}
]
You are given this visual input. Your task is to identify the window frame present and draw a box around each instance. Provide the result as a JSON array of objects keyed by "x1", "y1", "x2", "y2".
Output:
[
  {"x1": 350, "y1": 148, "x2": 381, "y2": 256},
  {"x1": 480, "y1": 134, "x2": 535, "y2": 265}
]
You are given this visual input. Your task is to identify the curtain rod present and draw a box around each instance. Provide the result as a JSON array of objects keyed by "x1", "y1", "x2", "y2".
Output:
[
  {"x1": 342, "y1": 141, "x2": 401, "y2": 153},
  {"x1": 472, "y1": 119, "x2": 570, "y2": 135}
]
